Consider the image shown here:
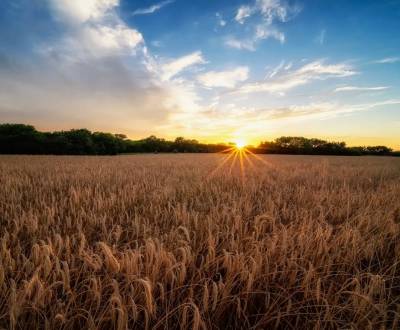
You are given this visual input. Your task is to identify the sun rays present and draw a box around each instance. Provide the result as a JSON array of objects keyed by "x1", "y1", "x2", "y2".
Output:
[{"x1": 207, "y1": 143, "x2": 271, "y2": 181}]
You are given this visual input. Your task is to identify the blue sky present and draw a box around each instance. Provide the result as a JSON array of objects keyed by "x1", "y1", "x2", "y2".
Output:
[{"x1": 0, "y1": 0, "x2": 399, "y2": 148}]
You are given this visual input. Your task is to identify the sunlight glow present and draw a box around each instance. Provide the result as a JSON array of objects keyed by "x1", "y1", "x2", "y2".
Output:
[
  {"x1": 207, "y1": 140, "x2": 273, "y2": 185},
  {"x1": 234, "y1": 138, "x2": 247, "y2": 150}
]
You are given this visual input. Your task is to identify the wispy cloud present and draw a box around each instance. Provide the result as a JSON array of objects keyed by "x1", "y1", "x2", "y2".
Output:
[
  {"x1": 235, "y1": 60, "x2": 357, "y2": 94},
  {"x1": 268, "y1": 60, "x2": 292, "y2": 78},
  {"x1": 334, "y1": 86, "x2": 389, "y2": 92},
  {"x1": 132, "y1": 0, "x2": 174, "y2": 16},
  {"x1": 235, "y1": 0, "x2": 298, "y2": 25},
  {"x1": 230, "y1": 0, "x2": 300, "y2": 51},
  {"x1": 225, "y1": 25, "x2": 285, "y2": 51},
  {"x1": 161, "y1": 51, "x2": 206, "y2": 81},
  {"x1": 266, "y1": 100, "x2": 400, "y2": 120},
  {"x1": 314, "y1": 29, "x2": 326, "y2": 45},
  {"x1": 170, "y1": 99, "x2": 400, "y2": 141},
  {"x1": 225, "y1": 37, "x2": 256, "y2": 51},
  {"x1": 197, "y1": 67, "x2": 249, "y2": 88},
  {"x1": 255, "y1": 24, "x2": 285, "y2": 43},
  {"x1": 373, "y1": 57, "x2": 400, "y2": 64},
  {"x1": 235, "y1": 5, "x2": 253, "y2": 24},
  {"x1": 216, "y1": 13, "x2": 226, "y2": 27}
]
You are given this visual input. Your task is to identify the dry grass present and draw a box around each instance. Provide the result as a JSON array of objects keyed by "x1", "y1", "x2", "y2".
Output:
[{"x1": 0, "y1": 154, "x2": 400, "y2": 329}]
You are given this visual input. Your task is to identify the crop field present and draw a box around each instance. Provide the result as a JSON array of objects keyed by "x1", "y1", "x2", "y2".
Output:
[{"x1": 0, "y1": 154, "x2": 400, "y2": 329}]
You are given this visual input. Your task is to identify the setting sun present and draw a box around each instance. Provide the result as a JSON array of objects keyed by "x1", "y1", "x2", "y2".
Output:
[{"x1": 234, "y1": 138, "x2": 247, "y2": 150}]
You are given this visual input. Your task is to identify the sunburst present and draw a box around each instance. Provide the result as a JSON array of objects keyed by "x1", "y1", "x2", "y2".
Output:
[
  {"x1": 234, "y1": 138, "x2": 247, "y2": 150},
  {"x1": 208, "y1": 138, "x2": 271, "y2": 182}
]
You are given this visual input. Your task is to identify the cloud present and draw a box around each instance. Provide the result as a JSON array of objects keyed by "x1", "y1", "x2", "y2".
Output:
[
  {"x1": 295, "y1": 61, "x2": 356, "y2": 77},
  {"x1": 131, "y1": 0, "x2": 174, "y2": 16},
  {"x1": 315, "y1": 29, "x2": 326, "y2": 45},
  {"x1": 197, "y1": 67, "x2": 249, "y2": 88},
  {"x1": 255, "y1": 24, "x2": 285, "y2": 43},
  {"x1": 79, "y1": 25, "x2": 143, "y2": 54},
  {"x1": 255, "y1": 99, "x2": 400, "y2": 121},
  {"x1": 47, "y1": 0, "x2": 144, "y2": 59},
  {"x1": 268, "y1": 60, "x2": 291, "y2": 78},
  {"x1": 230, "y1": 0, "x2": 299, "y2": 51},
  {"x1": 225, "y1": 37, "x2": 257, "y2": 51},
  {"x1": 161, "y1": 51, "x2": 206, "y2": 81},
  {"x1": 0, "y1": 54, "x2": 171, "y2": 133},
  {"x1": 235, "y1": 0, "x2": 296, "y2": 25},
  {"x1": 256, "y1": 100, "x2": 398, "y2": 122},
  {"x1": 235, "y1": 5, "x2": 252, "y2": 24},
  {"x1": 373, "y1": 57, "x2": 400, "y2": 64},
  {"x1": 235, "y1": 60, "x2": 357, "y2": 94},
  {"x1": 216, "y1": 13, "x2": 226, "y2": 27},
  {"x1": 48, "y1": 0, "x2": 119, "y2": 23},
  {"x1": 1, "y1": 0, "x2": 395, "y2": 143},
  {"x1": 164, "y1": 99, "x2": 400, "y2": 141},
  {"x1": 225, "y1": 25, "x2": 284, "y2": 51},
  {"x1": 334, "y1": 86, "x2": 389, "y2": 92},
  {"x1": 0, "y1": 0, "x2": 204, "y2": 137}
]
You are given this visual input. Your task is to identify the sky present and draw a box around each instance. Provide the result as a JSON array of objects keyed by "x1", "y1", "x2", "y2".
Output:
[{"x1": 0, "y1": 0, "x2": 399, "y2": 148}]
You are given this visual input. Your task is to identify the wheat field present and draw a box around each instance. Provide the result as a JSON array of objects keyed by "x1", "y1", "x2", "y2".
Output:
[{"x1": 0, "y1": 154, "x2": 399, "y2": 329}]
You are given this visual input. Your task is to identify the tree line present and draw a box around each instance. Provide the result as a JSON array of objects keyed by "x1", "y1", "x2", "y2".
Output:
[
  {"x1": 254, "y1": 136, "x2": 398, "y2": 156},
  {"x1": 0, "y1": 124, "x2": 398, "y2": 156},
  {"x1": 0, "y1": 124, "x2": 227, "y2": 155}
]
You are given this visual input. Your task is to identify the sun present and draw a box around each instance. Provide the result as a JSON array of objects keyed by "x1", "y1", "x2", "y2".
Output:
[{"x1": 234, "y1": 138, "x2": 247, "y2": 150}]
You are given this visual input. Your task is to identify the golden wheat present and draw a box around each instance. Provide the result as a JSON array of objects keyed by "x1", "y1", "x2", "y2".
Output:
[{"x1": 0, "y1": 154, "x2": 399, "y2": 329}]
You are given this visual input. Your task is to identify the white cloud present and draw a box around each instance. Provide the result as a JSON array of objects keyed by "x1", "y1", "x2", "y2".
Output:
[
  {"x1": 235, "y1": 6, "x2": 252, "y2": 24},
  {"x1": 269, "y1": 60, "x2": 285, "y2": 78},
  {"x1": 256, "y1": 0, "x2": 293, "y2": 23},
  {"x1": 336, "y1": 99, "x2": 400, "y2": 113},
  {"x1": 196, "y1": 99, "x2": 400, "y2": 130},
  {"x1": 225, "y1": 25, "x2": 284, "y2": 51},
  {"x1": 48, "y1": 0, "x2": 119, "y2": 23},
  {"x1": 231, "y1": 0, "x2": 298, "y2": 51},
  {"x1": 197, "y1": 67, "x2": 249, "y2": 88},
  {"x1": 216, "y1": 13, "x2": 226, "y2": 27},
  {"x1": 164, "y1": 99, "x2": 400, "y2": 141},
  {"x1": 236, "y1": 60, "x2": 357, "y2": 94},
  {"x1": 81, "y1": 25, "x2": 143, "y2": 52},
  {"x1": 225, "y1": 37, "x2": 257, "y2": 51},
  {"x1": 334, "y1": 86, "x2": 389, "y2": 92},
  {"x1": 235, "y1": 0, "x2": 300, "y2": 24},
  {"x1": 255, "y1": 24, "x2": 285, "y2": 43},
  {"x1": 161, "y1": 51, "x2": 206, "y2": 81},
  {"x1": 373, "y1": 57, "x2": 400, "y2": 64},
  {"x1": 47, "y1": 0, "x2": 144, "y2": 58},
  {"x1": 284, "y1": 62, "x2": 292, "y2": 70},
  {"x1": 235, "y1": 0, "x2": 293, "y2": 24},
  {"x1": 131, "y1": 0, "x2": 174, "y2": 16},
  {"x1": 1, "y1": 0, "x2": 207, "y2": 137},
  {"x1": 315, "y1": 29, "x2": 326, "y2": 45},
  {"x1": 296, "y1": 61, "x2": 355, "y2": 77},
  {"x1": 263, "y1": 99, "x2": 400, "y2": 120}
]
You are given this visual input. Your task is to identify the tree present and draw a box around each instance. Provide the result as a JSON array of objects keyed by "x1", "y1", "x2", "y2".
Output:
[{"x1": 0, "y1": 124, "x2": 44, "y2": 154}]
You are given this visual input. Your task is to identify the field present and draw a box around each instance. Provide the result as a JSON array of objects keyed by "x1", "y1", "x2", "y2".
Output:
[{"x1": 1, "y1": 154, "x2": 400, "y2": 329}]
